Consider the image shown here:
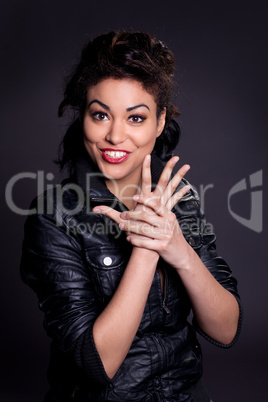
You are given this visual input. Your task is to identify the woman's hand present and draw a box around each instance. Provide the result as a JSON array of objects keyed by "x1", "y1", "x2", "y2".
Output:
[
  {"x1": 118, "y1": 154, "x2": 192, "y2": 269},
  {"x1": 93, "y1": 154, "x2": 191, "y2": 269}
]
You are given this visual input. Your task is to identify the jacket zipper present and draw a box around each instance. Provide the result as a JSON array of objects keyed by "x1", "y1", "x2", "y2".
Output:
[
  {"x1": 70, "y1": 384, "x2": 80, "y2": 398},
  {"x1": 162, "y1": 268, "x2": 171, "y2": 314},
  {"x1": 91, "y1": 197, "x2": 117, "y2": 202}
]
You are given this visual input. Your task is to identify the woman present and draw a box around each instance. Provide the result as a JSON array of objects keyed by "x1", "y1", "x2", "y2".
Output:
[{"x1": 21, "y1": 31, "x2": 242, "y2": 401}]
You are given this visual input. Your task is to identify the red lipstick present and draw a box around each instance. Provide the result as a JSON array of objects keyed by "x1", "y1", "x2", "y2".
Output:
[{"x1": 100, "y1": 148, "x2": 130, "y2": 164}]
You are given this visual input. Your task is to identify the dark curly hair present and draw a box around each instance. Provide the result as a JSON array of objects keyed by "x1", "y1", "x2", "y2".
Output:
[{"x1": 57, "y1": 31, "x2": 181, "y2": 171}]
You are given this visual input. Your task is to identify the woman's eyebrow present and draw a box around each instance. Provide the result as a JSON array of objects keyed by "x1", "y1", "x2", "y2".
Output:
[
  {"x1": 88, "y1": 99, "x2": 110, "y2": 110},
  {"x1": 87, "y1": 100, "x2": 150, "y2": 112},
  {"x1": 126, "y1": 104, "x2": 150, "y2": 112}
]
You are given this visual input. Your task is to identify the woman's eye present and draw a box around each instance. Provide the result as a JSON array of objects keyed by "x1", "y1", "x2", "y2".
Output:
[
  {"x1": 92, "y1": 112, "x2": 108, "y2": 121},
  {"x1": 129, "y1": 115, "x2": 145, "y2": 124}
]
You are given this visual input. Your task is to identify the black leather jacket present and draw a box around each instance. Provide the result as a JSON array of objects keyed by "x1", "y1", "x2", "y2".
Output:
[{"x1": 20, "y1": 153, "x2": 242, "y2": 401}]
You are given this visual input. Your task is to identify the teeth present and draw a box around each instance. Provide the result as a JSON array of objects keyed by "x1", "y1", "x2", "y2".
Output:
[{"x1": 105, "y1": 151, "x2": 127, "y2": 158}]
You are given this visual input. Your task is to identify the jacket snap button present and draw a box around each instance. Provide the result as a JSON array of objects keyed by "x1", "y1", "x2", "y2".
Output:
[
  {"x1": 188, "y1": 237, "x2": 195, "y2": 246},
  {"x1": 103, "y1": 257, "x2": 112, "y2": 266}
]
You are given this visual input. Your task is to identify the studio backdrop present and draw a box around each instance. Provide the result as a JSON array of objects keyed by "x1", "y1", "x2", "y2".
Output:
[{"x1": 1, "y1": 1, "x2": 267, "y2": 401}]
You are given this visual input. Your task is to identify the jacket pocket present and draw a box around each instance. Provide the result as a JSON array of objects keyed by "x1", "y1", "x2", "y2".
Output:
[{"x1": 84, "y1": 246, "x2": 128, "y2": 300}]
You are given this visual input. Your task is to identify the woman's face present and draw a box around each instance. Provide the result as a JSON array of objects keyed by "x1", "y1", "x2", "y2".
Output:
[{"x1": 83, "y1": 78, "x2": 166, "y2": 189}]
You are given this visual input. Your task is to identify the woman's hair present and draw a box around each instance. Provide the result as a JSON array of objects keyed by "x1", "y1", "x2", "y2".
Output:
[{"x1": 57, "y1": 31, "x2": 181, "y2": 171}]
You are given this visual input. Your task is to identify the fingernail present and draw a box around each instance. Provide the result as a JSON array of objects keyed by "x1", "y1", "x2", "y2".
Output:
[
  {"x1": 120, "y1": 212, "x2": 127, "y2": 219},
  {"x1": 133, "y1": 195, "x2": 140, "y2": 201},
  {"x1": 126, "y1": 236, "x2": 131, "y2": 242},
  {"x1": 119, "y1": 223, "x2": 125, "y2": 229},
  {"x1": 172, "y1": 156, "x2": 179, "y2": 164},
  {"x1": 93, "y1": 208, "x2": 102, "y2": 213},
  {"x1": 146, "y1": 154, "x2": 151, "y2": 162},
  {"x1": 183, "y1": 165, "x2": 190, "y2": 173}
]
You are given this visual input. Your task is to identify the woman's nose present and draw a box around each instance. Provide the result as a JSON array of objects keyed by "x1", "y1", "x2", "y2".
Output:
[{"x1": 105, "y1": 120, "x2": 127, "y2": 144}]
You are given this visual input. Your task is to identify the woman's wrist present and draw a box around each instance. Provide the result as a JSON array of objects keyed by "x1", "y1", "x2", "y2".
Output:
[
  {"x1": 173, "y1": 240, "x2": 197, "y2": 273},
  {"x1": 131, "y1": 246, "x2": 159, "y2": 264}
]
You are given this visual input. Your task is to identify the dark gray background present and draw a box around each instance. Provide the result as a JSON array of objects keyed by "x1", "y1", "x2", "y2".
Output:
[{"x1": 1, "y1": 0, "x2": 267, "y2": 401}]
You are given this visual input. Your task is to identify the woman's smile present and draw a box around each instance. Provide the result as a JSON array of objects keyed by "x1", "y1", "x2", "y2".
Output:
[{"x1": 100, "y1": 148, "x2": 130, "y2": 163}]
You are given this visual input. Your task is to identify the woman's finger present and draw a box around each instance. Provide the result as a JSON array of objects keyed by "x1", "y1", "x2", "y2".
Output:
[
  {"x1": 120, "y1": 208, "x2": 165, "y2": 227},
  {"x1": 119, "y1": 219, "x2": 166, "y2": 240},
  {"x1": 166, "y1": 184, "x2": 191, "y2": 211},
  {"x1": 120, "y1": 209, "x2": 156, "y2": 223},
  {"x1": 141, "y1": 154, "x2": 152, "y2": 197},
  {"x1": 161, "y1": 164, "x2": 190, "y2": 207},
  {"x1": 126, "y1": 233, "x2": 161, "y2": 250},
  {"x1": 132, "y1": 194, "x2": 169, "y2": 217},
  {"x1": 92, "y1": 205, "x2": 122, "y2": 224},
  {"x1": 153, "y1": 156, "x2": 179, "y2": 197}
]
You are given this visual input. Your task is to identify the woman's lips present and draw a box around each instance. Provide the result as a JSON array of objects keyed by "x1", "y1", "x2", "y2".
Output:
[{"x1": 100, "y1": 148, "x2": 130, "y2": 164}]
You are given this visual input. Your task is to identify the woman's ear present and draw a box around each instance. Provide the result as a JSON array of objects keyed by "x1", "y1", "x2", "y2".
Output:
[{"x1": 157, "y1": 108, "x2": 166, "y2": 137}]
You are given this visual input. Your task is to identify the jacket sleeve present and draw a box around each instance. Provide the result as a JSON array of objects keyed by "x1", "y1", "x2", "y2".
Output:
[
  {"x1": 175, "y1": 183, "x2": 243, "y2": 348},
  {"x1": 20, "y1": 195, "x2": 111, "y2": 385}
]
